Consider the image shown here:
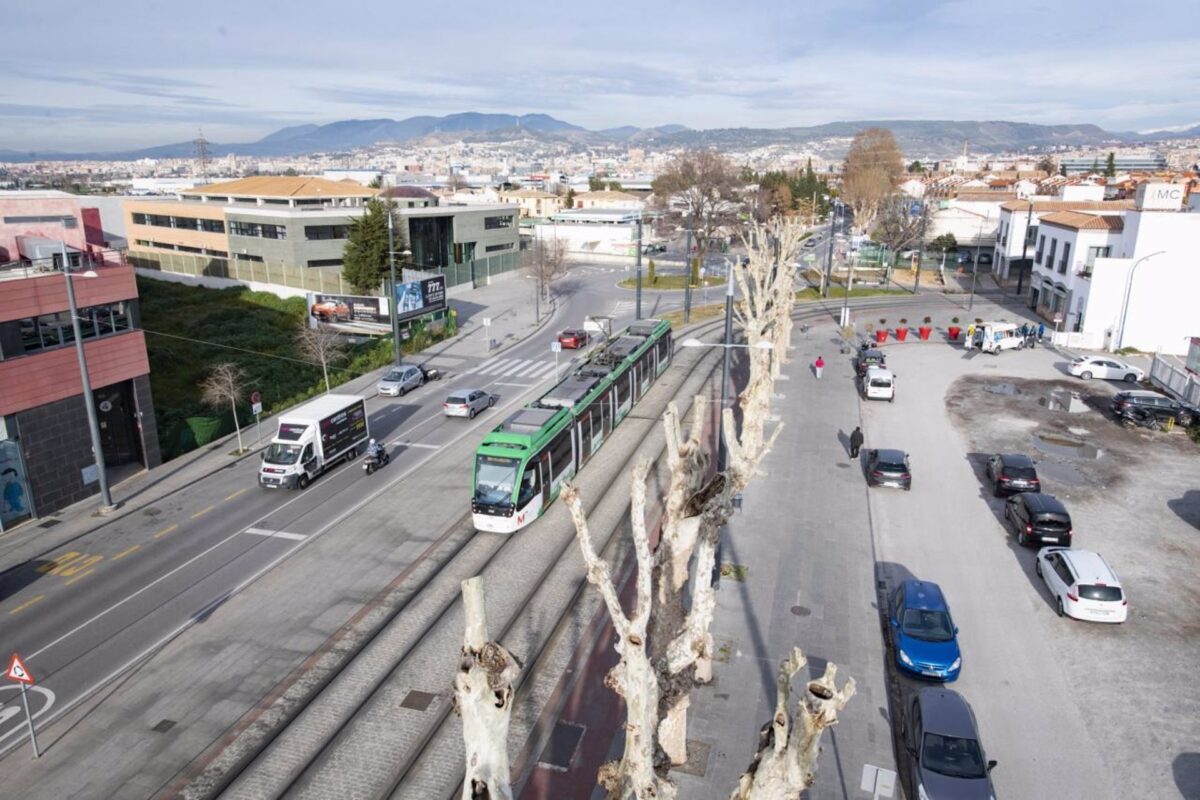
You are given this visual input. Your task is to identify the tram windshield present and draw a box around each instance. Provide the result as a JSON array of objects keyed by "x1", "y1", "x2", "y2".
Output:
[{"x1": 474, "y1": 455, "x2": 519, "y2": 506}]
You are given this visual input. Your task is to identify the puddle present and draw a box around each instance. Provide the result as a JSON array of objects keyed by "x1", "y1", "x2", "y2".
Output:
[
  {"x1": 984, "y1": 383, "x2": 1021, "y2": 396},
  {"x1": 1033, "y1": 431, "x2": 1103, "y2": 460},
  {"x1": 1037, "y1": 388, "x2": 1089, "y2": 413}
]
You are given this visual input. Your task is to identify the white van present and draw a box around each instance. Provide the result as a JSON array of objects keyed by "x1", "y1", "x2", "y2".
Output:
[
  {"x1": 864, "y1": 366, "x2": 895, "y2": 401},
  {"x1": 973, "y1": 322, "x2": 1024, "y2": 354}
]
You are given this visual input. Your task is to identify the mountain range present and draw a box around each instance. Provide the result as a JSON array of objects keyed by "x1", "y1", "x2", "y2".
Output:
[{"x1": 2, "y1": 113, "x2": 1198, "y2": 163}]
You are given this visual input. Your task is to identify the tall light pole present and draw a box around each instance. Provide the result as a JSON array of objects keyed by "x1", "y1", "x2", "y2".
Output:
[
  {"x1": 60, "y1": 242, "x2": 114, "y2": 511},
  {"x1": 969, "y1": 214, "x2": 986, "y2": 312},
  {"x1": 1114, "y1": 250, "x2": 1165, "y2": 351},
  {"x1": 719, "y1": 277, "x2": 734, "y2": 471},
  {"x1": 1015, "y1": 200, "x2": 1034, "y2": 297},
  {"x1": 822, "y1": 199, "x2": 837, "y2": 297},
  {"x1": 913, "y1": 198, "x2": 927, "y2": 294},
  {"x1": 635, "y1": 214, "x2": 643, "y2": 320},
  {"x1": 387, "y1": 209, "x2": 402, "y2": 366}
]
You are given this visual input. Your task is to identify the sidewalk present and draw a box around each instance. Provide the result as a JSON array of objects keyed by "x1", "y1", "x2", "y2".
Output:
[{"x1": 0, "y1": 270, "x2": 554, "y2": 574}]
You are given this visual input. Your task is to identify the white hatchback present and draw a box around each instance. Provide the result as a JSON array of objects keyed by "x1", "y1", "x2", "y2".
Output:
[
  {"x1": 1069, "y1": 356, "x2": 1144, "y2": 383},
  {"x1": 864, "y1": 366, "x2": 895, "y2": 402},
  {"x1": 1035, "y1": 547, "x2": 1127, "y2": 623}
]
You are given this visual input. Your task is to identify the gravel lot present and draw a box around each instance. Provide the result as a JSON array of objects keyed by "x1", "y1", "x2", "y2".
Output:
[{"x1": 860, "y1": 340, "x2": 1199, "y2": 800}]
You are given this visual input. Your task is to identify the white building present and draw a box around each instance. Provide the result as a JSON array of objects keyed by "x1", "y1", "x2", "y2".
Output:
[
  {"x1": 535, "y1": 209, "x2": 640, "y2": 258},
  {"x1": 1030, "y1": 183, "x2": 1200, "y2": 354},
  {"x1": 993, "y1": 199, "x2": 1132, "y2": 282},
  {"x1": 573, "y1": 190, "x2": 646, "y2": 211}
]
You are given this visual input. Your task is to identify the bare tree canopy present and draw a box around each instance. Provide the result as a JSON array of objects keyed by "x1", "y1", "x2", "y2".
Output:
[
  {"x1": 841, "y1": 128, "x2": 905, "y2": 233},
  {"x1": 199, "y1": 362, "x2": 247, "y2": 452},
  {"x1": 295, "y1": 326, "x2": 347, "y2": 393},
  {"x1": 872, "y1": 194, "x2": 929, "y2": 255},
  {"x1": 524, "y1": 236, "x2": 570, "y2": 301},
  {"x1": 652, "y1": 150, "x2": 741, "y2": 269}
]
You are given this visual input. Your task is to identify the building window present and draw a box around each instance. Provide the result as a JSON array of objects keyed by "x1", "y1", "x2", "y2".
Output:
[
  {"x1": 1027, "y1": 225, "x2": 1038, "y2": 246},
  {"x1": 13, "y1": 301, "x2": 132, "y2": 355},
  {"x1": 484, "y1": 214, "x2": 515, "y2": 230},
  {"x1": 3, "y1": 215, "x2": 77, "y2": 228},
  {"x1": 485, "y1": 243, "x2": 514, "y2": 252},
  {"x1": 1060, "y1": 242, "x2": 1071, "y2": 274},
  {"x1": 304, "y1": 225, "x2": 350, "y2": 241},
  {"x1": 1085, "y1": 246, "x2": 1110, "y2": 267},
  {"x1": 199, "y1": 219, "x2": 225, "y2": 233},
  {"x1": 1047, "y1": 239, "x2": 1058, "y2": 273},
  {"x1": 260, "y1": 223, "x2": 287, "y2": 240},
  {"x1": 229, "y1": 221, "x2": 259, "y2": 237},
  {"x1": 1035, "y1": 235, "x2": 1044, "y2": 264},
  {"x1": 132, "y1": 213, "x2": 148, "y2": 225},
  {"x1": 306, "y1": 258, "x2": 343, "y2": 268},
  {"x1": 235, "y1": 253, "x2": 264, "y2": 262}
]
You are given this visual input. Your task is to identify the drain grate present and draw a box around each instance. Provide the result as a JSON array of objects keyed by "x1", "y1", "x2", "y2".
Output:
[
  {"x1": 37, "y1": 518, "x2": 61, "y2": 529},
  {"x1": 400, "y1": 690, "x2": 437, "y2": 712},
  {"x1": 152, "y1": 719, "x2": 176, "y2": 733},
  {"x1": 537, "y1": 721, "x2": 585, "y2": 771}
]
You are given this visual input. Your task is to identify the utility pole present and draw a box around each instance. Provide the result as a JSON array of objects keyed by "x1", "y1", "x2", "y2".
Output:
[
  {"x1": 635, "y1": 214, "x2": 643, "y2": 320},
  {"x1": 718, "y1": 277, "x2": 734, "y2": 472},
  {"x1": 684, "y1": 228, "x2": 693, "y2": 323},
  {"x1": 387, "y1": 208, "x2": 402, "y2": 366},
  {"x1": 822, "y1": 199, "x2": 836, "y2": 297},
  {"x1": 969, "y1": 214, "x2": 985, "y2": 312},
  {"x1": 913, "y1": 199, "x2": 928, "y2": 294},
  {"x1": 1015, "y1": 200, "x2": 1034, "y2": 297}
]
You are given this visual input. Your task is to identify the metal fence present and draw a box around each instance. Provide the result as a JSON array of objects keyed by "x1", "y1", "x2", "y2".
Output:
[
  {"x1": 428, "y1": 250, "x2": 522, "y2": 288},
  {"x1": 1150, "y1": 355, "x2": 1200, "y2": 406}
]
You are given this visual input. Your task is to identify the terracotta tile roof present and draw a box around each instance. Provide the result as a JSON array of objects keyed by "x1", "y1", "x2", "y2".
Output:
[
  {"x1": 502, "y1": 189, "x2": 558, "y2": 199},
  {"x1": 955, "y1": 191, "x2": 1019, "y2": 202},
  {"x1": 1000, "y1": 199, "x2": 1135, "y2": 212},
  {"x1": 187, "y1": 176, "x2": 379, "y2": 199},
  {"x1": 1038, "y1": 211, "x2": 1125, "y2": 231}
]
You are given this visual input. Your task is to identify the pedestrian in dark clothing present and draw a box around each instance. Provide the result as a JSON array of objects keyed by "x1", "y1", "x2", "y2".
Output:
[
  {"x1": 1020, "y1": 323, "x2": 1029, "y2": 338},
  {"x1": 849, "y1": 426, "x2": 864, "y2": 458}
]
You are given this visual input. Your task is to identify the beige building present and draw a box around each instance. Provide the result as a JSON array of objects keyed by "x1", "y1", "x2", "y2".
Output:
[
  {"x1": 499, "y1": 189, "x2": 565, "y2": 219},
  {"x1": 574, "y1": 190, "x2": 646, "y2": 211}
]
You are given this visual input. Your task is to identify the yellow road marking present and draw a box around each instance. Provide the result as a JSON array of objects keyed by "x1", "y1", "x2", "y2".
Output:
[
  {"x1": 8, "y1": 595, "x2": 45, "y2": 615},
  {"x1": 112, "y1": 544, "x2": 141, "y2": 561},
  {"x1": 64, "y1": 570, "x2": 95, "y2": 586},
  {"x1": 224, "y1": 487, "x2": 248, "y2": 502},
  {"x1": 153, "y1": 523, "x2": 180, "y2": 539},
  {"x1": 191, "y1": 505, "x2": 215, "y2": 520}
]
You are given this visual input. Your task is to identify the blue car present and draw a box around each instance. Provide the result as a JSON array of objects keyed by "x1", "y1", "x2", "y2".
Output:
[{"x1": 890, "y1": 580, "x2": 961, "y2": 681}]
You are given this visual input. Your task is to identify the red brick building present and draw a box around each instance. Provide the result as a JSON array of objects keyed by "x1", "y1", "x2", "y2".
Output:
[{"x1": 0, "y1": 191, "x2": 160, "y2": 530}]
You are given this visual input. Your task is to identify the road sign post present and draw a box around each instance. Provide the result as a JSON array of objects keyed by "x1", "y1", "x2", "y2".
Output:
[
  {"x1": 6, "y1": 653, "x2": 39, "y2": 758},
  {"x1": 550, "y1": 340, "x2": 562, "y2": 381},
  {"x1": 250, "y1": 391, "x2": 263, "y2": 445},
  {"x1": 483, "y1": 317, "x2": 492, "y2": 353}
]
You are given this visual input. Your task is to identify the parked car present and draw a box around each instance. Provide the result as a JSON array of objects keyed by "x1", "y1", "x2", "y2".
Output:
[
  {"x1": 905, "y1": 688, "x2": 997, "y2": 799},
  {"x1": 1003, "y1": 492, "x2": 1072, "y2": 547},
  {"x1": 890, "y1": 580, "x2": 961, "y2": 681},
  {"x1": 856, "y1": 348, "x2": 887, "y2": 378},
  {"x1": 557, "y1": 329, "x2": 590, "y2": 349},
  {"x1": 864, "y1": 366, "x2": 896, "y2": 402},
  {"x1": 976, "y1": 252, "x2": 993, "y2": 267},
  {"x1": 443, "y1": 389, "x2": 495, "y2": 419},
  {"x1": 1036, "y1": 547, "x2": 1127, "y2": 622},
  {"x1": 955, "y1": 250, "x2": 971, "y2": 265},
  {"x1": 985, "y1": 453, "x2": 1040, "y2": 497},
  {"x1": 867, "y1": 448, "x2": 912, "y2": 490},
  {"x1": 1070, "y1": 356, "x2": 1144, "y2": 382},
  {"x1": 1110, "y1": 390, "x2": 1194, "y2": 426},
  {"x1": 377, "y1": 365, "x2": 424, "y2": 397}
]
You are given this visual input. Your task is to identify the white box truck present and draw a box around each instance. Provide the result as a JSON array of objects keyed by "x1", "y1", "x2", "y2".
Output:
[{"x1": 259, "y1": 394, "x2": 369, "y2": 489}]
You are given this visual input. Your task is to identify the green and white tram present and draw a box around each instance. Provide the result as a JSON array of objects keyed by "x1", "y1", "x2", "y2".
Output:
[{"x1": 471, "y1": 318, "x2": 673, "y2": 533}]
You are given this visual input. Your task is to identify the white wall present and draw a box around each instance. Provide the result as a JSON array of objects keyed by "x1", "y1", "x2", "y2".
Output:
[
  {"x1": 534, "y1": 222, "x2": 637, "y2": 258},
  {"x1": 1083, "y1": 254, "x2": 1200, "y2": 355}
]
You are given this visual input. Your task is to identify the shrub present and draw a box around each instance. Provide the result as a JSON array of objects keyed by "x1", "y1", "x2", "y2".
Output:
[
  {"x1": 923, "y1": 316, "x2": 932, "y2": 325},
  {"x1": 951, "y1": 316, "x2": 960, "y2": 324}
]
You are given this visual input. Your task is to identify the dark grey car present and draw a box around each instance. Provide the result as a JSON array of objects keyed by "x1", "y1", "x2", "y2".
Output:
[
  {"x1": 867, "y1": 448, "x2": 912, "y2": 490},
  {"x1": 906, "y1": 687, "x2": 997, "y2": 799}
]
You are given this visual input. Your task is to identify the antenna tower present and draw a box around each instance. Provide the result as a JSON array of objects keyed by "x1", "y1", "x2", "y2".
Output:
[{"x1": 193, "y1": 128, "x2": 210, "y2": 181}]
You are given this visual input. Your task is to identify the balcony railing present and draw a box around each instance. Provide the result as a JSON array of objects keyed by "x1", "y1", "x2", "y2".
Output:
[
  {"x1": 1074, "y1": 260, "x2": 1093, "y2": 278},
  {"x1": 0, "y1": 249, "x2": 128, "y2": 283}
]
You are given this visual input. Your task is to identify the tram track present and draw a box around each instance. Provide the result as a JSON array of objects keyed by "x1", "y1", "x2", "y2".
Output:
[{"x1": 177, "y1": 294, "x2": 933, "y2": 800}]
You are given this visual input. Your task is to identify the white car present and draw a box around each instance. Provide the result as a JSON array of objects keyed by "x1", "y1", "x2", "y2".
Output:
[
  {"x1": 863, "y1": 366, "x2": 895, "y2": 402},
  {"x1": 377, "y1": 365, "x2": 424, "y2": 397},
  {"x1": 1035, "y1": 547, "x2": 1127, "y2": 623},
  {"x1": 1069, "y1": 356, "x2": 1144, "y2": 383}
]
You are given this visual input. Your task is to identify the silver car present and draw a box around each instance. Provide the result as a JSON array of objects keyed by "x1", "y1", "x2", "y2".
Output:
[
  {"x1": 377, "y1": 365, "x2": 423, "y2": 397},
  {"x1": 443, "y1": 389, "x2": 495, "y2": 418}
]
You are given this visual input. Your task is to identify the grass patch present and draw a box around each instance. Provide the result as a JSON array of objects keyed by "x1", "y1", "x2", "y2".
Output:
[
  {"x1": 796, "y1": 286, "x2": 909, "y2": 300},
  {"x1": 659, "y1": 302, "x2": 726, "y2": 329},
  {"x1": 618, "y1": 274, "x2": 727, "y2": 291},
  {"x1": 719, "y1": 563, "x2": 750, "y2": 581}
]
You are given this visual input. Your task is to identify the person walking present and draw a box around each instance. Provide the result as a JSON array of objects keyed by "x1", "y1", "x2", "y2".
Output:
[
  {"x1": 814, "y1": 355, "x2": 825, "y2": 379},
  {"x1": 966, "y1": 322, "x2": 976, "y2": 345},
  {"x1": 849, "y1": 426, "x2": 864, "y2": 458},
  {"x1": 1037, "y1": 322, "x2": 1046, "y2": 341}
]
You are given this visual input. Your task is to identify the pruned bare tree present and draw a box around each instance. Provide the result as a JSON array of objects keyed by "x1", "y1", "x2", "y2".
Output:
[
  {"x1": 872, "y1": 194, "x2": 929, "y2": 273},
  {"x1": 841, "y1": 128, "x2": 905, "y2": 234},
  {"x1": 295, "y1": 325, "x2": 347, "y2": 393},
  {"x1": 199, "y1": 362, "x2": 247, "y2": 453},
  {"x1": 730, "y1": 648, "x2": 857, "y2": 799},
  {"x1": 524, "y1": 235, "x2": 569, "y2": 302},
  {"x1": 453, "y1": 576, "x2": 521, "y2": 800},
  {"x1": 652, "y1": 150, "x2": 742, "y2": 273}
]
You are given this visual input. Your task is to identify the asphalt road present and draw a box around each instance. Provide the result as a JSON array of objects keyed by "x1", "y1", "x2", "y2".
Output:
[{"x1": 0, "y1": 264, "x2": 664, "y2": 755}]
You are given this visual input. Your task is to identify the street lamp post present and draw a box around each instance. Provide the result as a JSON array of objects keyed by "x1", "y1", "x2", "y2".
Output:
[
  {"x1": 822, "y1": 199, "x2": 838, "y2": 297},
  {"x1": 387, "y1": 208, "x2": 402, "y2": 366},
  {"x1": 60, "y1": 242, "x2": 115, "y2": 511},
  {"x1": 1015, "y1": 200, "x2": 1035, "y2": 297},
  {"x1": 635, "y1": 214, "x2": 643, "y2": 320},
  {"x1": 914, "y1": 198, "x2": 928, "y2": 295},
  {"x1": 1114, "y1": 250, "x2": 1165, "y2": 351},
  {"x1": 969, "y1": 214, "x2": 986, "y2": 312}
]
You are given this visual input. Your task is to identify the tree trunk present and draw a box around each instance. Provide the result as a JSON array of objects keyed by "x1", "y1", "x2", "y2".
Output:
[
  {"x1": 454, "y1": 577, "x2": 521, "y2": 800},
  {"x1": 230, "y1": 398, "x2": 244, "y2": 453}
]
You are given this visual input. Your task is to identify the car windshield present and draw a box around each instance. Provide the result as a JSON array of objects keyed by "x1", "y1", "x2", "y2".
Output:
[
  {"x1": 474, "y1": 455, "x2": 518, "y2": 506},
  {"x1": 264, "y1": 443, "x2": 302, "y2": 465},
  {"x1": 1004, "y1": 465, "x2": 1037, "y2": 479},
  {"x1": 1079, "y1": 584, "x2": 1123, "y2": 602},
  {"x1": 383, "y1": 370, "x2": 404, "y2": 382},
  {"x1": 901, "y1": 608, "x2": 955, "y2": 642},
  {"x1": 922, "y1": 732, "x2": 987, "y2": 779}
]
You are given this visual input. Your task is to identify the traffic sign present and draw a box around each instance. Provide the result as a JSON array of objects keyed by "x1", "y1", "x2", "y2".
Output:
[
  {"x1": 6, "y1": 653, "x2": 33, "y2": 685},
  {"x1": 250, "y1": 390, "x2": 262, "y2": 405},
  {"x1": 550, "y1": 341, "x2": 562, "y2": 353},
  {"x1": 251, "y1": 402, "x2": 263, "y2": 416}
]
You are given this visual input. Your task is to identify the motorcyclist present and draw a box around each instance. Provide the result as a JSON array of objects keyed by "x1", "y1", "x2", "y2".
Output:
[{"x1": 366, "y1": 438, "x2": 384, "y2": 462}]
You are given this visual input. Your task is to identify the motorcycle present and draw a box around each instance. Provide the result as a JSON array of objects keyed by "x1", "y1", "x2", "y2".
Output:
[
  {"x1": 419, "y1": 365, "x2": 441, "y2": 382},
  {"x1": 362, "y1": 448, "x2": 391, "y2": 475},
  {"x1": 1118, "y1": 406, "x2": 1161, "y2": 431}
]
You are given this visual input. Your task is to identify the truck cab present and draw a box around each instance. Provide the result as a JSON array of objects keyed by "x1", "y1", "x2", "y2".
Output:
[{"x1": 259, "y1": 394, "x2": 368, "y2": 489}]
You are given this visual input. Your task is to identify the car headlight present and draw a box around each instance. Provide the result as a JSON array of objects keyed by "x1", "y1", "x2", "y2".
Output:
[
  {"x1": 950, "y1": 657, "x2": 961, "y2": 671},
  {"x1": 899, "y1": 650, "x2": 913, "y2": 666}
]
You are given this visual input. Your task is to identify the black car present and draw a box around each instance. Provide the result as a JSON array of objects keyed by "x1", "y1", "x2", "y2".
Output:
[
  {"x1": 857, "y1": 348, "x2": 887, "y2": 377},
  {"x1": 1110, "y1": 390, "x2": 1195, "y2": 426},
  {"x1": 1004, "y1": 492, "x2": 1072, "y2": 547},
  {"x1": 867, "y1": 448, "x2": 912, "y2": 490},
  {"x1": 985, "y1": 453, "x2": 1041, "y2": 497},
  {"x1": 905, "y1": 687, "x2": 997, "y2": 799}
]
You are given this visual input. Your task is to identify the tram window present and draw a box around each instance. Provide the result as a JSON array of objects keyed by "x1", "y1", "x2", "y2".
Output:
[
  {"x1": 579, "y1": 410, "x2": 593, "y2": 460},
  {"x1": 517, "y1": 465, "x2": 539, "y2": 506},
  {"x1": 549, "y1": 428, "x2": 573, "y2": 480},
  {"x1": 657, "y1": 339, "x2": 671, "y2": 372},
  {"x1": 616, "y1": 372, "x2": 631, "y2": 406}
]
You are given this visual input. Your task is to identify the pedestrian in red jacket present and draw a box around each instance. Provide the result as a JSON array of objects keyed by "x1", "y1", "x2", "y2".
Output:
[{"x1": 814, "y1": 355, "x2": 825, "y2": 379}]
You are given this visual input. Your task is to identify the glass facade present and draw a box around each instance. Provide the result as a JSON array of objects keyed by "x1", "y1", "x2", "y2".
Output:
[{"x1": 0, "y1": 417, "x2": 32, "y2": 530}]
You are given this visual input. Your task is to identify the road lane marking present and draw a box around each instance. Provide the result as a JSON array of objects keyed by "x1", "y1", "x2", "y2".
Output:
[
  {"x1": 191, "y1": 505, "x2": 215, "y2": 520},
  {"x1": 8, "y1": 595, "x2": 44, "y2": 615},
  {"x1": 224, "y1": 488, "x2": 249, "y2": 502},
  {"x1": 153, "y1": 523, "x2": 180, "y2": 539},
  {"x1": 244, "y1": 528, "x2": 307, "y2": 541},
  {"x1": 64, "y1": 570, "x2": 96, "y2": 586},
  {"x1": 494, "y1": 382, "x2": 533, "y2": 388},
  {"x1": 112, "y1": 545, "x2": 141, "y2": 561},
  {"x1": 398, "y1": 442, "x2": 440, "y2": 450}
]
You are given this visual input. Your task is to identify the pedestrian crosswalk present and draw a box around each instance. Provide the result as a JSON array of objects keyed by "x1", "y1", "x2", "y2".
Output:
[
  {"x1": 470, "y1": 356, "x2": 560, "y2": 379},
  {"x1": 610, "y1": 300, "x2": 637, "y2": 316}
]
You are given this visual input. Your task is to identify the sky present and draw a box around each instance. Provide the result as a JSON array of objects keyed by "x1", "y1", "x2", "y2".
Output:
[{"x1": 2, "y1": 0, "x2": 1198, "y2": 152}]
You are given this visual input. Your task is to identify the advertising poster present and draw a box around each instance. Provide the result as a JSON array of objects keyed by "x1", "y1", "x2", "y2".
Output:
[
  {"x1": 395, "y1": 276, "x2": 447, "y2": 323},
  {"x1": 0, "y1": 439, "x2": 32, "y2": 529},
  {"x1": 308, "y1": 293, "x2": 390, "y2": 331}
]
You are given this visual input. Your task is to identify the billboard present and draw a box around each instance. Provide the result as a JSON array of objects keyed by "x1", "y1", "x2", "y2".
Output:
[
  {"x1": 308, "y1": 293, "x2": 389, "y2": 330},
  {"x1": 395, "y1": 276, "x2": 447, "y2": 323}
]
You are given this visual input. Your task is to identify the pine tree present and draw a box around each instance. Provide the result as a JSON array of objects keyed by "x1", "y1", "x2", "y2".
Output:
[
  {"x1": 1104, "y1": 152, "x2": 1117, "y2": 178},
  {"x1": 1090, "y1": 157, "x2": 1100, "y2": 174},
  {"x1": 342, "y1": 198, "x2": 399, "y2": 295}
]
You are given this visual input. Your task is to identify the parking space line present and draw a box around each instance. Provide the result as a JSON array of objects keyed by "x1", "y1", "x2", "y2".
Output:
[
  {"x1": 399, "y1": 442, "x2": 440, "y2": 450},
  {"x1": 112, "y1": 545, "x2": 141, "y2": 561},
  {"x1": 9, "y1": 595, "x2": 45, "y2": 615},
  {"x1": 244, "y1": 527, "x2": 307, "y2": 541},
  {"x1": 153, "y1": 524, "x2": 180, "y2": 539}
]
